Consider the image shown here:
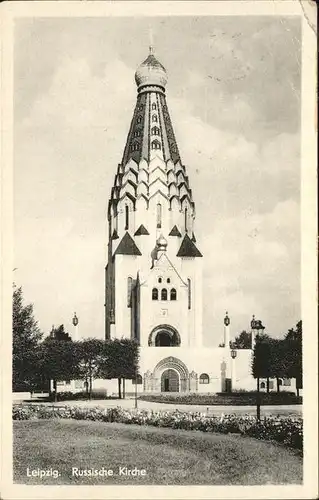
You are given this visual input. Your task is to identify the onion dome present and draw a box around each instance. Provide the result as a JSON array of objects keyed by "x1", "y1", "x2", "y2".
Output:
[
  {"x1": 157, "y1": 234, "x2": 168, "y2": 252},
  {"x1": 135, "y1": 47, "x2": 168, "y2": 91}
]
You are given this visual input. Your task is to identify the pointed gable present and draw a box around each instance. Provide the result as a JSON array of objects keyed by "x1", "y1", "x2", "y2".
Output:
[
  {"x1": 168, "y1": 225, "x2": 182, "y2": 237},
  {"x1": 177, "y1": 234, "x2": 202, "y2": 258},
  {"x1": 115, "y1": 232, "x2": 142, "y2": 256},
  {"x1": 134, "y1": 224, "x2": 150, "y2": 236}
]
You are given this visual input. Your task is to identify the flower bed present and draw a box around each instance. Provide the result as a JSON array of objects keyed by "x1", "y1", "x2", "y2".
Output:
[{"x1": 12, "y1": 404, "x2": 303, "y2": 451}]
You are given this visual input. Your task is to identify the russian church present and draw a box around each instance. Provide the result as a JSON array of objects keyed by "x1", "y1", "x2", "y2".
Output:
[{"x1": 98, "y1": 48, "x2": 294, "y2": 395}]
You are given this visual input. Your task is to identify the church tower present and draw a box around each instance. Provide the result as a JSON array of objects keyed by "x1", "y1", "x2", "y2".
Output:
[{"x1": 105, "y1": 47, "x2": 203, "y2": 359}]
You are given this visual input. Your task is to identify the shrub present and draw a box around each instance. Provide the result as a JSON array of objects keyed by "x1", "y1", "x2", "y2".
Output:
[
  {"x1": 139, "y1": 392, "x2": 302, "y2": 406},
  {"x1": 47, "y1": 390, "x2": 111, "y2": 402},
  {"x1": 12, "y1": 404, "x2": 303, "y2": 451}
]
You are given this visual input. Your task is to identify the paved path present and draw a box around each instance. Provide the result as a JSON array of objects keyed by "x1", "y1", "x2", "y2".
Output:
[{"x1": 18, "y1": 396, "x2": 302, "y2": 417}]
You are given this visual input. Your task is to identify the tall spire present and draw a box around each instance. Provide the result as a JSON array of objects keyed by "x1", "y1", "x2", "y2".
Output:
[{"x1": 108, "y1": 49, "x2": 196, "y2": 244}]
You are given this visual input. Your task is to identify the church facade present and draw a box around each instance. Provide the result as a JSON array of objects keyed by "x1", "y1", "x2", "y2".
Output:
[
  {"x1": 95, "y1": 49, "x2": 294, "y2": 396},
  {"x1": 101, "y1": 48, "x2": 258, "y2": 395}
]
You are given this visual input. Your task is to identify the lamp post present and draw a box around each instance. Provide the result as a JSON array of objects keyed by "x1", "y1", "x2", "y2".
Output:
[
  {"x1": 134, "y1": 367, "x2": 138, "y2": 410},
  {"x1": 230, "y1": 345, "x2": 237, "y2": 392},
  {"x1": 72, "y1": 312, "x2": 79, "y2": 341}
]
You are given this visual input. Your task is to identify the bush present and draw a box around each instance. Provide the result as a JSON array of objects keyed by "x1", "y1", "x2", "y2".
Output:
[
  {"x1": 139, "y1": 392, "x2": 302, "y2": 406},
  {"x1": 47, "y1": 390, "x2": 111, "y2": 402},
  {"x1": 12, "y1": 404, "x2": 303, "y2": 451}
]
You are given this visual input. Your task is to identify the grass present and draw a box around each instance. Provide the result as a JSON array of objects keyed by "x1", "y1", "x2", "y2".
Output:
[{"x1": 13, "y1": 419, "x2": 302, "y2": 485}]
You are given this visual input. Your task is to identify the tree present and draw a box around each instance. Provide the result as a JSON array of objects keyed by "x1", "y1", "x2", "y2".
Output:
[
  {"x1": 74, "y1": 339, "x2": 105, "y2": 399},
  {"x1": 100, "y1": 339, "x2": 139, "y2": 399},
  {"x1": 233, "y1": 330, "x2": 252, "y2": 349},
  {"x1": 285, "y1": 320, "x2": 302, "y2": 396},
  {"x1": 269, "y1": 339, "x2": 288, "y2": 392},
  {"x1": 39, "y1": 330, "x2": 76, "y2": 401},
  {"x1": 252, "y1": 333, "x2": 272, "y2": 419},
  {"x1": 50, "y1": 324, "x2": 72, "y2": 341},
  {"x1": 12, "y1": 286, "x2": 43, "y2": 391}
]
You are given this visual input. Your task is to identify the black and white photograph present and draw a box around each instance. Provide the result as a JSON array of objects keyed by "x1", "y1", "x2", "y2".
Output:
[{"x1": 1, "y1": 1, "x2": 317, "y2": 499}]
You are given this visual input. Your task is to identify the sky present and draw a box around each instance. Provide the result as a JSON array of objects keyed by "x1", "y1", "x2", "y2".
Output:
[{"x1": 14, "y1": 16, "x2": 301, "y2": 346}]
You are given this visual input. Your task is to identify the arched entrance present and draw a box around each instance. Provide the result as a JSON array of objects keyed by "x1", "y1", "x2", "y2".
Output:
[
  {"x1": 161, "y1": 369, "x2": 179, "y2": 392},
  {"x1": 153, "y1": 356, "x2": 189, "y2": 392}
]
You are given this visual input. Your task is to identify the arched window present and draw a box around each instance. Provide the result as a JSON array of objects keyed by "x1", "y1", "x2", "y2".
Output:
[
  {"x1": 134, "y1": 129, "x2": 140, "y2": 137},
  {"x1": 199, "y1": 373, "x2": 209, "y2": 384},
  {"x1": 167, "y1": 278, "x2": 170, "y2": 284},
  {"x1": 125, "y1": 205, "x2": 129, "y2": 230},
  {"x1": 138, "y1": 104, "x2": 143, "y2": 111},
  {"x1": 161, "y1": 289, "x2": 167, "y2": 301},
  {"x1": 156, "y1": 203, "x2": 162, "y2": 228},
  {"x1": 132, "y1": 374, "x2": 143, "y2": 385},
  {"x1": 158, "y1": 277, "x2": 162, "y2": 283},
  {"x1": 137, "y1": 116, "x2": 142, "y2": 123},
  {"x1": 152, "y1": 288, "x2": 158, "y2": 300},
  {"x1": 184, "y1": 207, "x2": 188, "y2": 232},
  {"x1": 187, "y1": 278, "x2": 191, "y2": 309},
  {"x1": 152, "y1": 114, "x2": 158, "y2": 122},
  {"x1": 151, "y1": 140, "x2": 161, "y2": 150},
  {"x1": 170, "y1": 288, "x2": 177, "y2": 301},
  {"x1": 260, "y1": 381, "x2": 265, "y2": 389},
  {"x1": 131, "y1": 142, "x2": 140, "y2": 151},
  {"x1": 278, "y1": 379, "x2": 283, "y2": 386},
  {"x1": 151, "y1": 126, "x2": 160, "y2": 136},
  {"x1": 127, "y1": 277, "x2": 133, "y2": 308},
  {"x1": 152, "y1": 102, "x2": 157, "y2": 110}
]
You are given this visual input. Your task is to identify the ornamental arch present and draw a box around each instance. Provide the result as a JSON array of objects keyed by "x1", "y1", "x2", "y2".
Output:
[
  {"x1": 148, "y1": 325, "x2": 181, "y2": 347},
  {"x1": 153, "y1": 356, "x2": 189, "y2": 392}
]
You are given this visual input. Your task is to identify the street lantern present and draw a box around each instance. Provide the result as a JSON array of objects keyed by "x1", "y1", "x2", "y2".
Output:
[{"x1": 72, "y1": 312, "x2": 79, "y2": 326}]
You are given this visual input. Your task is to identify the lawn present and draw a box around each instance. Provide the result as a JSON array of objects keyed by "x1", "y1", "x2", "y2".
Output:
[{"x1": 13, "y1": 420, "x2": 302, "y2": 485}]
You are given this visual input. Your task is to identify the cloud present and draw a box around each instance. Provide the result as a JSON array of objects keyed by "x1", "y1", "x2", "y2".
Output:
[{"x1": 14, "y1": 52, "x2": 300, "y2": 342}]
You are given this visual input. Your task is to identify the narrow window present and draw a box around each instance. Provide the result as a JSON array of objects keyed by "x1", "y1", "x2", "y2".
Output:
[
  {"x1": 188, "y1": 278, "x2": 191, "y2": 309},
  {"x1": 184, "y1": 207, "x2": 188, "y2": 232},
  {"x1": 156, "y1": 203, "x2": 162, "y2": 228},
  {"x1": 151, "y1": 140, "x2": 161, "y2": 150},
  {"x1": 170, "y1": 288, "x2": 177, "y2": 301},
  {"x1": 152, "y1": 288, "x2": 158, "y2": 300},
  {"x1": 158, "y1": 277, "x2": 162, "y2": 284},
  {"x1": 152, "y1": 103, "x2": 157, "y2": 110},
  {"x1": 167, "y1": 278, "x2": 170, "y2": 284},
  {"x1": 151, "y1": 126, "x2": 160, "y2": 136},
  {"x1": 152, "y1": 114, "x2": 158, "y2": 122},
  {"x1": 137, "y1": 116, "x2": 142, "y2": 123},
  {"x1": 125, "y1": 205, "x2": 129, "y2": 230},
  {"x1": 260, "y1": 382, "x2": 265, "y2": 389},
  {"x1": 161, "y1": 289, "x2": 167, "y2": 301},
  {"x1": 127, "y1": 277, "x2": 133, "y2": 308}
]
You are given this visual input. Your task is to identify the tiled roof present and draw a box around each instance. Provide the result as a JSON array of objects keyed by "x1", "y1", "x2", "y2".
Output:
[
  {"x1": 115, "y1": 232, "x2": 142, "y2": 256},
  {"x1": 169, "y1": 225, "x2": 182, "y2": 237},
  {"x1": 176, "y1": 234, "x2": 202, "y2": 258},
  {"x1": 134, "y1": 224, "x2": 150, "y2": 236}
]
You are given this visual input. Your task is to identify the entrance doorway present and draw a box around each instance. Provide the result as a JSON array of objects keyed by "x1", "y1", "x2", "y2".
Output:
[{"x1": 161, "y1": 369, "x2": 179, "y2": 392}]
